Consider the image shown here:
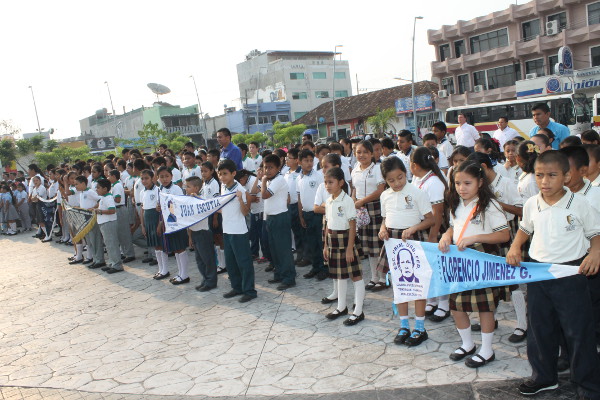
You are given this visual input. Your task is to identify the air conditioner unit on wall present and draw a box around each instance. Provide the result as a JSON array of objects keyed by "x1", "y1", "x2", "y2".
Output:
[
  {"x1": 438, "y1": 90, "x2": 448, "y2": 98},
  {"x1": 474, "y1": 85, "x2": 484, "y2": 93},
  {"x1": 546, "y1": 20, "x2": 559, "y2": 36},
  {"x1": 526, "y1": 73, "x2": 537, "y2": 79}
]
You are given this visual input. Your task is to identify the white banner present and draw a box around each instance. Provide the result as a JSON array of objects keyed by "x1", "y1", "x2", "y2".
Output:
[{"x1": 159, "y1": 192, "x2": 236, "y2": 234}]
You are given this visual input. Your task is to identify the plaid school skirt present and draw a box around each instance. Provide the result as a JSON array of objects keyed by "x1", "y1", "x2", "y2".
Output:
[
  {"x1": 358, "y1": 200, "x2": 383, "y2": 258},
  {"x1": 327, "y1": 229, "x2": 362, "y2": 280},
  {"x1": 376, "y1": 228, "x2": 425, "y2": 273}
]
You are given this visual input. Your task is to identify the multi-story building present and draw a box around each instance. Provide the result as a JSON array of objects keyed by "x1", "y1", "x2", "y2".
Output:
[
  {"x1": 236, "y1": 50, "x2": 353, "y2": 125},
  {"x1": 428, "y1": 0, "x2": 600, "y2": 108}
]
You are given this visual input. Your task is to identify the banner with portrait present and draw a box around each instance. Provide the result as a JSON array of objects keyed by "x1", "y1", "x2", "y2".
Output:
[{"x1": 159, "y1": 192, "x2": 236, "y2": 234}]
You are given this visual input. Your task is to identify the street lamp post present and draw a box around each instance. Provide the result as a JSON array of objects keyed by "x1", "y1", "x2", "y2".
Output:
[
  {"x1": 255, "y1": 66, "x2": 267, "y2": 134},
  {"x1": 189, "y1": 75, "x2": 207, "y2": 139},
  {"x1": 332, "y1": 45, "x2": 343, "y2": 141},
  {"x1": 411, "y1": 17, "x2": 424, "y2": 139},
  {"x1": 27, "y1": 86, "x2": 42, "y2": 135},
  {"x1": 104, "y1": 81, "x2": 115, "y2": 118}
]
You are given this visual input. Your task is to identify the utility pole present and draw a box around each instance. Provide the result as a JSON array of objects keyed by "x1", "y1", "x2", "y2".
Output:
[{"x1": 28, "y1": 86, "x2": 42, "y2": 135}]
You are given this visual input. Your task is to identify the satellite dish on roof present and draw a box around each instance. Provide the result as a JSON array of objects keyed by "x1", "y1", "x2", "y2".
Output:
[{"x1": 147, "y1": 83, "x2": 171, "y2": 102}]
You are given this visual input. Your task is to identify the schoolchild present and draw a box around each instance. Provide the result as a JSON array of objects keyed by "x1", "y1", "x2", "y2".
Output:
[
  {"x1": 583, "y1": 144, "x2": 600, "y2": 187},
  {"x1": 157, "y1": 166, "x2": 190, "y2": 284},
  {"x1": 92, "y1": 180, "x2": 123, "y2": 273},
  {"x1": 30, "y1": 176, "x2": 48, "y2": 240},
  {"x1": 76, "y1": 175, "x2": 105, "y2": 268},
  {"x1": 323, "y1": 167, "x2": 365, "y2": 325},
  {"x1": 517, "y1": 141, "x2": 540, "y2": 203},
  {"x1": 65, "y1": 172, "x2": 86, "y2": 264},
  {"x1": 368, "y1": 139, "x2": 382, "y2": 162},
  {"x1": 447, "y1": 146, "x2": 472, "y2": 180},
  {"x1": 243, "y1": 142, "x2": 262, "y2": 173},
  {"x1": 581, "y1": 129, "x2": 600, "y2": 145},
  {"x1": 260, "y1": 154, "x2": 296, "y2": 291},
  {"x1": 351, "y1": 140, "x2": 386, "y2": 291},
  {"x1": 396, "y1": 130, "x2": 417, "y2": 182},
  {"x1": 379, "y1": 137, "x2": 398, "y2": 161},
  {"x1": 531, "y1": 134, "x2": 552, "y2": 153},
  {"x1": 15, "y1": 182, "x2": 31, "y2": 231},
  {"x1": 377, "y1": 157, "x2": 434, "y2": 345},
  {"x1": 284, "y1": 148, "x2": 305, "y2": 265},
  {"x1": 132, "y1": 159, "x2": 157, "y2": 266},
  {"x1": 217, "y1": 159, "x2": 256, "y2": 302},
  {"x1": 506, "y1": 151, "x2": 600, "y2": 398},
  {"x1": 560, "y1": 135, "x2": 583, "y2": 148},
  {"x1": 140, "y1": 169, "x2": 167, "y2": 279},
  {"x1": 328, "y1": 143, "x2": 352, "y2": 184},
  {"x1": 165, "y1": 156, "x2": 183, "y2": 186},
  {"x1": 315, "y1": 144, "x2": 331, "y2": 170},
  {"x1": 200, "y1": 161, "x2": 226, "y2": 273},
  {"x1": 207, "y1": 149, "x2": 220, "y2": 169},
  {"x1": 439, "y1": 161, "x2": 511, "y2": 368},
  {"x1": 498, "y1": 140, "x2": 522, "y2": 186},
  {"x1": 422, "y1": 133, "x2": 449, "y2": 172},
  {"x1": 297, "y1": 149, "x2": 326, "y2": 280},
  {"x1": 432, "y1": 122, "x2": 455, "y2": 163},
  {"x1": 90, "y1": 164, "x2": 106, "y2": 192},
  {"x1": 240, "y1": 169, "x2": 265, "y2": 262},
  {"x1": 181, "y1": 152, "x2": 201, "y2": 189},
  {"x1": 474, "y1": 138, "x2": 504, "y2": 177},
  {"x1": 107, "y1": 170, "x2": 135, "y2": 263},
  {"x1": 0, "y1": 185, "x2": 18, "y2": 235}
]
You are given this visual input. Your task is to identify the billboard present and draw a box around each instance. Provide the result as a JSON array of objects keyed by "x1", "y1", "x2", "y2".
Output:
[
  {"x1": 86, "y1": 137, "x2": 116, "y2": 152},
  {"x1": 516, "y1": 66, "x2": 600, "y2": 99},
  {"x1": 395, "y1": 94, "x2": 433, "y2": 114}
]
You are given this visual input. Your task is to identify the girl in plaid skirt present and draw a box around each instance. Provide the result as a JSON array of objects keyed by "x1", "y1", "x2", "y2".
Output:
[
  {"x1": 350, "y1": 140, "x2": 386, "y2": 292},
  {"x1": 377, "y1": 157, "x2": 434, "y2": 347},
  {"x1": 439, "y1": 161, "x2": 511, "y2": 369},
  {"x1": 323, "y1": 167, "x2": 365, "y2": 326}
]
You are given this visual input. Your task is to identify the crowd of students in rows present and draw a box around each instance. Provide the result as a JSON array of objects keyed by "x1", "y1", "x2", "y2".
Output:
[{"x1": 2, "y1": 115, "x2": 600, "y2": 397}]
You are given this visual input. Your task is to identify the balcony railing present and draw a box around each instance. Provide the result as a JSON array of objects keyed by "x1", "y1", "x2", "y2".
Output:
[{"x1": 165, "y1": 125, "x2": 207, "y2": 135}]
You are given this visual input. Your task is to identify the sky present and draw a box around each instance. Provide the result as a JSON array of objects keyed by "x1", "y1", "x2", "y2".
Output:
[{"x1": 1, "y1": 0, "x2": 520, "y2": 139}]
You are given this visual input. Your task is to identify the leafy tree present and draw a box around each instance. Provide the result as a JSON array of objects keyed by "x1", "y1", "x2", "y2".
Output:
[
  {"x1": 0, "y1": 120, "x2": 20, "y2": 137},
  {"x1": 15, "y1": 139, "x2": 33, "y2": 156},
  {"x1": 29, "y1": 135, "x2": 45, "y2": 152},
  {"x1": 45, "y1": 139, "x2": 59, "y2": 152},
  {"x1": 232, "y1": 132, "x2": 269, "y2": 146},
  {"x1": 35, "y1": 146, "x2": 104, "y2": 167},
  {"x1": 116, "y1": 122, "x2": 188, "y2": 152},
  {"x1": 0, "y1": 138, "x2": 17, "y2": 166},
  {"x1": 367, "y1": 108, "x2": 398, "y2": 137},
  {"x1": 271, "y1": 122, "x2": 306, "y2": 149}
]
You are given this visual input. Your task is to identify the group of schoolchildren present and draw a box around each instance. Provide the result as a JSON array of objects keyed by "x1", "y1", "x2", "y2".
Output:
[{"x1": 2, "y1": 119, "x2": 600, "y2": 398}]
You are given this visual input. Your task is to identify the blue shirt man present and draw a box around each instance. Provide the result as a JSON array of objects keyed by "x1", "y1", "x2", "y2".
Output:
[
  {"x1": 217, "y1": 128, "x2": 243, "y2": 170},
  {"x1": 528, "y1": 103, "x2": 570, "y2": 150}
]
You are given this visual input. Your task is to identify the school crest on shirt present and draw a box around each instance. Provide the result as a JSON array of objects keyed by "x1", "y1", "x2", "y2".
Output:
[
  {"x1": 367, "y1": 170, "x2": 374, "y2": 178},
  {"x1": 309, "y1": 181, "x2": 316, "y2": 188},
  {"x1": 471, "y1": 213, "x2": 482, "y2": 225},
  {"x1": 337, "y1": 206, "x2": 344, "y2": 217},
  {"x1": 150, "y1": 194, "x2": 156, "y2": 201},
  {"x1": 494, "y1": 190, "x2": 503, "y2": 199},
  {"x1": 404, "y1": 195, "x2": 414, "y2": 209},
  {"x1": 566, "y1": 214, "x2": 577, "y2": 231}
]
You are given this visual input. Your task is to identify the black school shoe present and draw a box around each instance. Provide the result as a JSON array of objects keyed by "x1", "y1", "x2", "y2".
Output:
[
  {"x1": 405, "y1": 330, "x2": 428, "y2": 347},
  {"x1": 425, "y1": 304, "x2": 438, "y2": 316},
  {"x1": 264, "y1": 264, "x2": 274, "y2": 272},
  {"x1": 518, "y1": 380, "x2": 558, "y2": 396},
  {"x1": 326, "y1": 307, "x2": 348, "y2": 320},
  {"x1": 68, "y1": 258, "x2": 84, "y2": 265},
  {"x1": 149, "y1": 259, "x2": 158, "y2": 266},
  {"x1": 106, "y1": 268, "x2": 124, "y2": 274},
  {"x1": 343, "y1": 313, "x2": 365, "y2": 326},
  {"x1": 394, "y1": 328, "x2": 411, "y2": 345},
  {"x1": 321, "y1": 297, "x2": 337, "y2": 304},
  {"x1": 508, "y1": 328, "x2": 527, "y2": 343},
  {"x1": 316, "y1": 271, "x2": 328, "y2": 281},
  {"x1": 303, "y1": 270, "x2": 317, "y2": 279},
  {"x1": 223, "y1": 290, "x2": 241, "y2": 299},
  {"x1": 142, "y1": 257, "x2": 153, "y2": 263},
  {"x1": 449, "y1": 346, "x2": 476, "y2": 361},
  {"x1": 276, "y1": 282, "x2": 295, "y2": 291},
  {"x1": 465, "y1": 352, "x2": 495, "y2": 368},
  {"x1": 122, "y1": 256, "x2": 136, "y2": 263},
  {"x1": 153, "y1": 272, "x2": 170, "y2": 280},
  {"x1": 429, "y1": 308, "x2": 451, "y2": 323},
  {"x1": 238, "y1": 294, "x2": 255, "y2": 303}
]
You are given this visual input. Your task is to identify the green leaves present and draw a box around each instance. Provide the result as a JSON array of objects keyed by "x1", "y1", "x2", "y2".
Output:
[
  {"x1": 366, "y1": 108, "x2": 397, "y2": 137},
  {"x1": 0, "y1": 138, "x2": 17, "y2": 165},
  {"x1": 232, "y1": 132, "x2": 269, "y2": 146}
]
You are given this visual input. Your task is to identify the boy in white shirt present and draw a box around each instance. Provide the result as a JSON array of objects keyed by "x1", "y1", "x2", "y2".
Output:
[
  {"x1": 217, "y1": 160, "x2": 256, "y2": 302},
  {"x1": 93, "y1": 180, "x2": 123, "y2": 273},
  {"x1": 284, "y1": 148, "x2": 306, "y2": 265},
  {"x1": 108, "y1": 170, "x2": 135, "y2": 263},
  {"x1": 181, "y1": 152, "x2": 201, "y2": 189},
  {"x1": 76, "y1": 176, "x2": 104, "y2": 268}
]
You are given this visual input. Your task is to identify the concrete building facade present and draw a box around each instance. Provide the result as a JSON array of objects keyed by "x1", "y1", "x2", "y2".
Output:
[
  {"x1": 236, "y1": 50, "x2": 353, "y2": 124},
  {"x1": 428, "y1": 0, "x2": 600, "y2": 108}
]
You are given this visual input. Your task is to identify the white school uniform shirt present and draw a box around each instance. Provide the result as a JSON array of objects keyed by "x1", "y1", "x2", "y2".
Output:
[
  {"x1": 498, "y1": 164, "x2": 522, "y2": 187},
  {"x1": 125, "y1": 174, "x2": 138, "y2": 191},
  {"x1": 381, "y1": 183, "x2": 432, "y2": 230},
  {"x1": 520, "y1": 189, "x2": 600, "y2": 264},
  {"x1": 340, "y1": 156, "x2": 352, "y2": 182},
  {"x1": 437, "y1": 149, "x2": 449, "y2": 170},
  {"x1": 455, "y1": 123, "x2": 480, "y2": 148},
  {"x1": 87, "y1": 175, "x2": 93, "y2": 187},
  {"x1": 141, "y1": 186, "x2": 159, "y2": 210},
  {"x1": 133, "y1": 177, "x2": 145, "y2": 205},
  {"x1": 68, "y1": 185, "x2": 80, "y2": 207},
  {"x1": 170, "y1": 167, "x2": 183, "y2": 185},
  {"x1": 284, "y1": 167, "x2": 302, "y2": 204},
  {"x1": 518, "y1": 172, "x2": 539, "y2": 203},
  {"x1": 111, "y1": 181, "x2": 125, "y2": 206},
  {"x1": 79, "y1": 188, "x2": 100, "y2": 209},
  {"x1": 591, "y1": 174, "x2": 600, "y2": 187},
  {"x1": 244, "y1": 175, "x2": 264, "y2": 214},
  {"x1": 48, "y1": 180, "x2": 59, "y2": 200},
  {"x1": 261, "y1": 174, "x2": 289, "y2": 216},
  {"x1": 28, "y1": 174, "x2": 45, "y2": 193},
  {"x1": 281, "y1": 165, "x2": 290, "y2": 175},
  {"x1": 449, "y1": 198, "x2": 508, "y2": 244},
  {"x1": 56, "y1": 190, "x2": 62, "y2": 206},
  {"x1": 297, "y1": 169, "x2": 324, "y2": 212},
  {"x1": 181, "y1": 166, "x2": 201, "y2": 188},
  {"x1": 202, "y1": 178, "x2": 220, "y2": 199},
  {"x1": 32, "y1": 185, "x2": 47, "y2": 201},
  {"x1": 97, "y1": 194, "x2": 117, "y2": 224},
  {"x1": 120, "y1": 170, "x2": 130, "y2": 183},
  {"x1": 396, "y1": 147, "x2": 416, "y2": 182},
  {"x1": 243, "y1": 154, "x2": 262, "y2": 173},
  {"x1": 325, "y1": 191, "x2": 357, "y2": 230},
  {"x1": 437, "y1": 138, "x2": 454, "y2": 164},
  {"x1": 220, "y1": 181, "x2": 248, "y2": 235},
  {"x1": 15, "y1": 190, "x2": 28, "y2": 204},
  {"x1": 412, "y1": 171, "x2": 445, "y2": 206},
  {"x1": 490, "y1": 173, "x2": 522, "y2": 221},
  {"x1": 314, "y1": 182, "x2": 330, "y2": 208},
  {"x1": 575, "y1": 179, "x2": 600, "y2": 214},
  {"x1": 351, "y1": 162, "x2": 385, "y2": 200},
  {"x1": 159, "y1": 182, "x2": 184, "y2": 196}
]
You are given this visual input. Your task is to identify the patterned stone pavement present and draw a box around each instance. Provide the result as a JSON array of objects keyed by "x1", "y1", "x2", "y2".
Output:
[{"x1": 0, "y1": 234, "x2": 569, "y2": 399}]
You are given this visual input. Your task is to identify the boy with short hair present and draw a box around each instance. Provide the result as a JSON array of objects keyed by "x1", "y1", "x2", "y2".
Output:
[
  {"x1": 315, "y1": 144, "x2": 331, "y2": 169},
  {"x1": 584, "y1": 144, "x2": 600, "y2": 187},
  {"x1": 108, "y1": 170, "x2": 135, "y2": 263},
  {"x1": 93, "y1": 180, "x2": 124, "y2": 273},
  {"x1": 244, "y1": 141, "x2": 262, "y2": 173},
  {"x1": 260, "y1": 154, "x2": 296, "y2": 290},
  {"x1": 217, "y1": 160, "x2": 256, "y2": 302},
  {"x1": 379, "y1": 137, "x2": 397, "y2": 161},
  {"x1": 284, "y1": 148, "x2": 306, "y2": 266},
  {"x1": 297, "y1": 149, "x2": 326, "y2": 280},
  {"x1": 506, "y1": 151, "x2": 600, "y2": 398},
  {"x1": 329, "y1": 143, "x2": 352, "y2": 183},
  {"x1": 560, "y1": 145, "x2": 600, "y2": 213},
  {"x1": 431, "y1": 121, "x2": 454, "y2": 162},
  {"x1": 76, "y1": 175, "x2": 104, "y2": 268},
  {"x1": 181, "y1": 152, "x2": 201, "y2": 189},
  {"x1": 207, "y1": 149, "x2": 220, "y2": 169}
]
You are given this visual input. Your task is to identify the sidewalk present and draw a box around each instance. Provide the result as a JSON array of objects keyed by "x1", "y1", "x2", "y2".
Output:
[{"x1": 0, "y1": 235, "x2": 542, "y2": 398}]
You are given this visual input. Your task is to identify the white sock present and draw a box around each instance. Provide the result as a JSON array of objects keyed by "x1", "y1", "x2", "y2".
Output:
[
  {"x1": 512, "y1": 290, "x2": 528, "y2": 332},
  {"x1": 160, "y1": 251, "x2": 169, "y2": 275},
  {"x1": 86, "y1": 246, "x2": 92, "y2": 260},
  {"x1": 175, "y1": 252, "x2": 189, "y2": 279},
  {"x1": 434, "y1": 296, "x2": 450, "y2": 316},
  {"x1": 155, "y1": 250, "x2": 164, "y2": 274},
  {"x1": 327, "y1": 280, "x2": 338, "y2": 300},
  {"x1": 456, "y1": 327, "x2": 474, "y2": 353},
  {"x1": 75, "y1": 244, "x2": 83, "y2": 260},
  {"x1": 368, "y1": 257, "x2": 378, "y2": 282},
  {"x1": 218, "y1": 249, "x2": 226, "y2": 268},
  {"x1": 353, "y1": 280, "x2": 365, "y2": 316},
  {"x1": 426, "y1": 298, "x2": 438, "y2": 311},
  {"x1": 337, "y1": 279, "x2": 348, "y2": 311},
  {"x1": 479, "y1": 332, "x2": 494, "y2": 359}
]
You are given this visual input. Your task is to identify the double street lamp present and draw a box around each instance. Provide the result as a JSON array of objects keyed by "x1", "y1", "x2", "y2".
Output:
[
  {"x1": 27, "y1": 85, "x2": 42, "y2": 135},
  {"x1": 189, "y1": 75, "x2": 207, "y2": 139}
]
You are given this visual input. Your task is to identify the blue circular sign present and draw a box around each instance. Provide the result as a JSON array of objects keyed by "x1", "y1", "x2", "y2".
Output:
[
  {"x1": 318, "y1": 117, "x2": 325, "y2": 123},
  {"x1": 546, "y1": 77, "x2": 561, "y2": 93}
]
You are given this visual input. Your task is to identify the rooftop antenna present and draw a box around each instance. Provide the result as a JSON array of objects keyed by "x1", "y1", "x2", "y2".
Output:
[{"x1": 147, "y1": 83, "x2": 171, "y2": 102}]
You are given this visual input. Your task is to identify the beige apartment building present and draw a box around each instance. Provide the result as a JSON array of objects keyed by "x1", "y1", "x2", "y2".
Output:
[{"x1": 428, "y1": 0, "x2": 600, "y2": 108}]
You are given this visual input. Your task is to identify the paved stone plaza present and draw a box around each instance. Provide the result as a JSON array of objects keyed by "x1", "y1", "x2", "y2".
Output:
[{"x1": 0, "y1": 235, "x2": 575, "y2": 399}]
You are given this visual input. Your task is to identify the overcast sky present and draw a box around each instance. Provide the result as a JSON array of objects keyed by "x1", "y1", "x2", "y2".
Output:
[{"x1": 2, "y1": 0, "x2": 518, "y2": 139}]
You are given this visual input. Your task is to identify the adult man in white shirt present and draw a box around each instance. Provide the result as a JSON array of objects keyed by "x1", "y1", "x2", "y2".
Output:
[
  {"x1": 455, "y1": 113, "x2": 480, "y2": 150},
  {"x1": 492, "y1": 117, "x2": 519, "y2": 149}
]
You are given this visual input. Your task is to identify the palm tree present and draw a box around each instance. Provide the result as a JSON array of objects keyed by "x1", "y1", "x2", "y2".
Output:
[{"x1": 367, "y1": 108, "x2": 398, "y2": 138}]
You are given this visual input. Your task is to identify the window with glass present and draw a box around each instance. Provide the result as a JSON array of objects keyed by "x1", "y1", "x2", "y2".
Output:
[
  {"x1": 247, "y1": 117, "x2": 256, "y2": 126},
  {"x1": 487, "y1": 65, "x2": 520, "y2": 89},
  {"x1": 439, "y1": 44, "x2": 451, "y2": 61},
  {"x1": 454, "y1": 40, "x2": 465, "y2": 57},
  {"x1": 457, "y1": 74, "x2": 469, "y2": 94},
  {"x1": 334, "y1": 72, "x2": 346, "y2": 79},
  {"x1": 290, "y1": 72, "x2": 305, "y2": 80},
  {"x1": 473, "y1": 71, "x2": 487, "y2": 90},
  {"x1": 548, "y1": 55, "x2": 558, "y2": 74},
  {"x1": 315, "y1": 91, "x2": 329, "y2": 98},
  {"x1": 278, "y1": 114, "x2": 290, "y2": 123},
  {"x1": 269, "y1": 115, "x2": 277, "y2": 124},
  {"x1": 292, "y1": 92, "x2": 308, "y2": 100},
  {"x1": 258, "y1": 116, "x2": 269, "y2": 124},
  {"x1": 525, "y1": 59, "x2": 545, "y2": 77},
  {"x1": 334, "y1": 90, "x2": 348, "y2": 98},
  {"x1": 589, "y1": 2, "x2": 600, "y2": 25},
  {"x1": 469, "y1": 28, "x2": 509, "y2": 53},
  {"x1": 522, "y1": 19, "x2": 540, "y2": 41},
  {"x1": 592, "y1": 46, "x2": 600, "y2": 67},
  {"x1": 547, "y1": 12, "x2": 567, "y2": 30},
  {"x1": 441, "y1": 77, "x2": 455, "y2": 94},
  {"x1": 312, "y1": 72, "x2": 327, "y2": 79},
  {"x1": 294, "y1": 112, "x2": 307, "y2": 120}
]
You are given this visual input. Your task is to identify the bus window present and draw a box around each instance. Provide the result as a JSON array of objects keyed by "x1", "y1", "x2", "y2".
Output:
[
  {"x1": 551, "y1": 98, "x2": 574, "y2": 126},
  {"x1": 446, "y1": 110, "x2": 458, "y2": 124},
  {"x1": 573, "y1": 94, "x2": 590, "y2": 124}
]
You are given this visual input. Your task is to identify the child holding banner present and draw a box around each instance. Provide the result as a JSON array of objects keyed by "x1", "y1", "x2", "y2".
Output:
[
  {"x1": 439, "y1": 161, "x2": 511, "y2": 368},
  {"x1": 140, "y1": 170, "x2": 167, "y2": 279},
  {"x1": 377, "y1": 156, "x2": 434, "y2": 345},
  {"x1": 506, "y1": 151, "x2": 600, "y2": 398},
  {"x1": 201, "y1": 161, "x2": 226, "y2": 274}
]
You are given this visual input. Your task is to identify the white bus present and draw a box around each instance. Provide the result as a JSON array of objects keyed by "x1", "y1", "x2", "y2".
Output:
[{"x1": 445, "y1": 93, "x2": 591, "y2": 138}]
